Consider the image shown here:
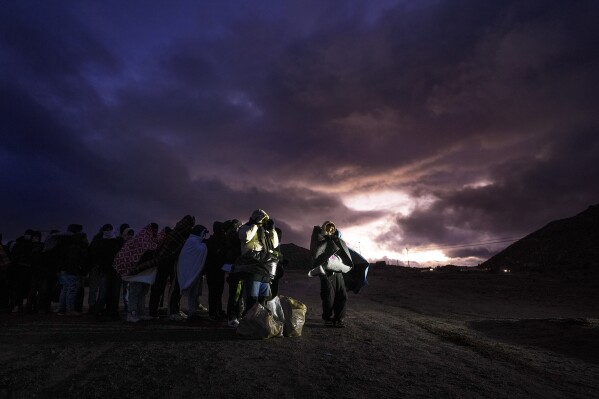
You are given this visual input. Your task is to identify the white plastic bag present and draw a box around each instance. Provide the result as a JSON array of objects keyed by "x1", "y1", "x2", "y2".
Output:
[{"x1": 266, "y1": 296, "x2": 285, "y2": 337}]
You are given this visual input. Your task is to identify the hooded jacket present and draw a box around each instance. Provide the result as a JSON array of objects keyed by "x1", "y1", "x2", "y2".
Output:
[
  {"x1": 113, "y1": 225, "x2": 166, "y2": 276},
  {"x1": 310, "y1": 226, "x2": 354, "y2": 272}
]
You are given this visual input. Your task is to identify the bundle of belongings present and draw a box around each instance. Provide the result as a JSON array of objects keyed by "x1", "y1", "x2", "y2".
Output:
[{"x1": 236, "y1": 295, "x2": 307, "y2": 339}]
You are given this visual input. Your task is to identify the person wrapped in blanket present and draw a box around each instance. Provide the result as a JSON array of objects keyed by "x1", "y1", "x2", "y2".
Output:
[
  {"x1": 308, "y1": 221, "x2": 354, "y2": 328},
  {"x1": 233, "y1": 209, "x2": 280, "y2": 316}
]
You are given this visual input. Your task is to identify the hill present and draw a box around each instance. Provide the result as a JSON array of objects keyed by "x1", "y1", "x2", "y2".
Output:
[
  {"x1": 279, "y1": 243, "x2": 312, "y2": 270},
  {"x1": 481, "y1": 203, "x2": 599, "y2": 273}
]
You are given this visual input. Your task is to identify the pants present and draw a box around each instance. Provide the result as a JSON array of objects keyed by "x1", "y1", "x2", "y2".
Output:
[
  {"x1": 226, "y1": 273, "x2": 244, "y2": 320},
  {"x1": 244, "y1": 274, "x2": 270, "y2": 315},
  {"x1": 74, "y1": 278, "x2": 84, "y2": 312},
  {"x1": 87, "y1": 265, "x2": 102, "y2": 311},
  {"x1": 184, "y1": 275, "x2": 203, "y2": 317},
  {"x1": 122, "y1": 282, "x2": 129, "y2": 311},
  {"x1": 9, "y1": 265, "x2": 30, "y2": 310},
  {"x1": 95, "y1": 270, "x2": 121, "y2": 315},
  {"x1": 58, "y1": 272, "x2": 81, "y2": 313},
  {"x1": 0, "y1": 269, "x2": 8, "y2": 310},
  {"x1": 128, "y1": 282, "x2": 149, "y2": 316},
  {"x1": 26, "y1": 272, "x2": 53, "y2": 313},
  {"x1": 206, "y1": 268, "x2": 225, "y2": 317},
  {"x1": 149, "y1": 260, "x2": 174, "y2": 317},
  {"x1": 320, "y1": 272, "x2": 347, "y2": 321},
  {"x1": 169, "y1": 274, "x2": 204, "y2": 315}
]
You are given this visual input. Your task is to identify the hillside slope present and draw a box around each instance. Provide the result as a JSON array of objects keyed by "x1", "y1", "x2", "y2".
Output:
[{"x1": 481, "y1": 204, "x2": 599, "y2": 273}]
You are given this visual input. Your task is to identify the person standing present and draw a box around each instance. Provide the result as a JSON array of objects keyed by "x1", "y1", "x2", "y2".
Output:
[
  {"x1": 235, "y1": 209, "x2": 279, "y2": 314},
  {"x1": 24, "y1": 231, "x2": 43, "y2": 313},
  {"x1": 113, "y1": 223, "x2": 165, "y2": 322},
  {"x1": 224, "y1": 220, "x2": 243, "y2": 327},
  {"x1": 308, "y1": 221, "x2": 353, "y2": 328},
  {"x1": 175, "y1": 225, "x2": 209, "y2": 323},
  {"x1": 8, "y1": 229, "x2": 35, "y2": 313},
  {"x1": 204, "y1": 221, "x2": 227, "y2": 320},
  {"x1": 118, "y1": 225, "x2": 134, "y2": 311},
  {"x1": 0, "y1": 234, "x2": 11, "y2": 311},
  {"x1": 89, "y1": 224, "x2": 122, "y2": 321},
  {"x1": 147, "y1": 215, "x2": 195, "y2": 318},
  {"x1": 57, "y1": 224, "x2": 89, "y2": 316}
]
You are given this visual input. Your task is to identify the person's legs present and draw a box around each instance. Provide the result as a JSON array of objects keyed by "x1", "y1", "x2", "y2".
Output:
[
  {"x1": 332, "y1": 272, "x2": 348, "y2": 323},
  {"x1": 122, "y1": 282, "x2": 129, "y2": 312},
  {"x1": 257, "y1": 281, "x2": 270, "y2": 307},
  {"x1": 65, "y1": 274, "x2": 81, "y2": 314},
  {"x1": 127, "y1": 282, "x2": 142, "y2": 321},
  {"x1": 87, "y1": 266, "x2": 101, "y2": 313},
  {"x1": 137, "y1": 283, "x2": 150, "y2": 317},
  {"x1": 94, "y1": 271, "x2": 109, "y2": 315},
  {"x1": 227, "y1": 274, "x2": 243, "y2": 320},
  {"x1": 208, "y1": 269, "x2": 226, "y2": 318},
  {"x1": 320, "y1": 274, "x2": 335, "y2": 321},
  {"x1": 74, "y1": 278, "x2": 84, "y2": 312},
  {"x1": 187, "y1": 276, "x2": 202, "y2": 318},
  {"x1": 37, "y1": 274, "x2": 53, "y2": 313},
  {"x1": 168, "y1": 277, "x2": 181, "y2": 316},
  {"x1": 149, "y1": 262, "x2": 170, "y2": 317},
  {"x1": 57, "y1": 273, "x2": 67, "y2": 314},
  {"x1": 213, "y1": 270, "x2": 225, "y2": 315},
  {"x1": 106, "y1": 273, "x2": 122, "y2": 318},
  {"x1": 243, "y1": 276, "x2": 261, "y2": 315}
]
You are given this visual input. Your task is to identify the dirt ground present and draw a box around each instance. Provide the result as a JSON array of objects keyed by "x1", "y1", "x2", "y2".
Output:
[{"x1": 1, "y1": 268, "x2": 599, "y2": 398}]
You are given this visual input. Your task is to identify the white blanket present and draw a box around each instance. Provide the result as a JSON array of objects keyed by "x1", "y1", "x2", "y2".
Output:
[{"x1": 177, "y1": 235, "x2": 208, "y2": 292}]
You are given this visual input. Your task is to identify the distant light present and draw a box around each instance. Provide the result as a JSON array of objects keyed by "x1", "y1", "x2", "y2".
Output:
[
  {"x1": 503, "y1": 269, "x2": 510, "y2": 273},
  {"x1": 429, "y1": 267, "x2": 434, "y2": 272}
]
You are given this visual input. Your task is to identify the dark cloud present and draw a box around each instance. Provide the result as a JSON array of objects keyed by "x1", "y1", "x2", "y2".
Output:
[{"x1": 1, "y1": 1, "x2": 598, "y2": 266}]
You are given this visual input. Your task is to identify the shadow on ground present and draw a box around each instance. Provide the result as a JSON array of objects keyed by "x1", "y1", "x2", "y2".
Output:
[{"x1": 469, "y1": 318, "x2": 599, "y2": 365}]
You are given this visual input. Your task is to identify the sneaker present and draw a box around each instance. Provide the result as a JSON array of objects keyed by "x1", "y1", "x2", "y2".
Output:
[
  {"x1": 138, "y1": 315, "x2": 154, "y2": 321},
  {"x1": 227, "y1": 318, "x2": 239, "y2": 328},
  {"x1": 197, "y1": 304, "x2": 208, "y2": 312},
  {"x1": 126, "y1": 312, "x2": 140, "y2": 323},
  {"x1": 334, "y1": 319, "x2": 345, "y2": 328},
  {"x1": 324, "y1": 318, "x2": 335, "y2": 327}
]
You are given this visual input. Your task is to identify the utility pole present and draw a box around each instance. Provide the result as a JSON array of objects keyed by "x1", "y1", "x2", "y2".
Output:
[{"x1": 405, "y1": 247, "x2": 410, "y2": 267}]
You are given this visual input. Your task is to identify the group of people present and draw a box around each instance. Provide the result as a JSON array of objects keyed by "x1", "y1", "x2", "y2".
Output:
[{"x1": 0, "y1": 210, "x2": 357, "y2": 328}]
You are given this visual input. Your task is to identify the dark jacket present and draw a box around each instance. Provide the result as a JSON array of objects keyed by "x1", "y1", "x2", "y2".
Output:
[
  {"x1": 310, "y1": 226, "x2": 353, "y2": 271},
  {"x1": 89, "y1": 238, "x2": 122, "y2": 274},
  {"x1": 205, "y1": 221, "x2": 226, "y2": 275},
  {"x1": 62, "y1": 233, "x2": 89, "y2": 276}
]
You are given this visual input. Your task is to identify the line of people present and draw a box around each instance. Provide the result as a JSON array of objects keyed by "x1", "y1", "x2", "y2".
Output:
[
  {"x1": 1, "y1": 212, "x2": 359, "y2": 329},
  {"x1": 0, "y1": 210, "x2": 287, "y2": 326}
]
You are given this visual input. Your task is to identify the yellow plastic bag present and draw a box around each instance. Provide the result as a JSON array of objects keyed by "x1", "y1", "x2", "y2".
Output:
[
  {"x1": 280, "y1": 296, "x2": 307, "y2": 337},
  {"x1": 236, "y1": 303, "x2": 283, "y2": 340}
]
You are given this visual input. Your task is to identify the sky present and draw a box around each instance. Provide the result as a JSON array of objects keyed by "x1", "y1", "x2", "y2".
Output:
[{"x1": 2, "y1": 0, "x2": 598, "y2": 266}]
